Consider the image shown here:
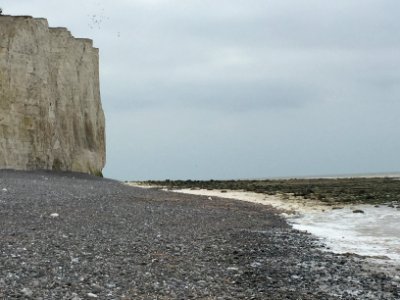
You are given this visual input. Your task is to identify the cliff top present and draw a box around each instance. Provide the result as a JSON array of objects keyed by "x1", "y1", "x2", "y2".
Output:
[{"x1": 0, "y1": 14, "x2": 95, "y2": 47}]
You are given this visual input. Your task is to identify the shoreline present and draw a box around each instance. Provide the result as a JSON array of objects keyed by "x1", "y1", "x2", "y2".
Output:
[
  {"x1": 127, "y1": 183, "x2": 329, "y2": 215},
  {"x1": 129, "y1": 183, "x2": 400, "y2": 265}
]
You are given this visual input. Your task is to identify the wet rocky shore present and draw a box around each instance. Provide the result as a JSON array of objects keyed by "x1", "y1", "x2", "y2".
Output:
[{"x1": 0, "y1": 170, "x2": 399, "y2": 299}]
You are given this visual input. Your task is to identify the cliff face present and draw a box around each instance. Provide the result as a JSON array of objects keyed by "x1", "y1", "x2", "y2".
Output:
[{"x1": 0, "y1": 16, "x2": 105, "y2": 175}]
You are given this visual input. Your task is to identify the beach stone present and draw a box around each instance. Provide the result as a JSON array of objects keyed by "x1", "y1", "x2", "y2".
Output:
[
  {"x1": 87, "y1": 292, "x2": 98, "y2": 298},
  {"x1": 21, "y1": 287, "x2": 33, "y2": 297},
  {"x1": 0, "y1": 16, "x2": 105, "y2": 175},
  {"x1": 71, "y1": 294, "x2": 81, "y2": 300},
  {"x1": 352, "y1": 209, "x2": 365, "y2": 214}
]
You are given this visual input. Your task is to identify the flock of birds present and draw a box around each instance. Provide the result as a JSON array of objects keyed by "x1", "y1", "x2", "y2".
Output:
[
  {"x1": 87, "y1": 5, "x2": 120, "y2": 38},
  {"x1": 87, "y1": 12, "x2": 108, "y2": 30}
]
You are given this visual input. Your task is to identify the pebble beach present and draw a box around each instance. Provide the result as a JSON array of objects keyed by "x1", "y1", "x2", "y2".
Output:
[{"x1": 0, "y1": 170, "x2": 399, "y2": 299}]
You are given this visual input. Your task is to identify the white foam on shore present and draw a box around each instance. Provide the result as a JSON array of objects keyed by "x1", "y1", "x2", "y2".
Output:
[
  {"x1": 289, "y1": 205, "x2": 400, "y2": 261},
  {"x1": 142, "y1": 187, "x2": 400, "y2": 263}
]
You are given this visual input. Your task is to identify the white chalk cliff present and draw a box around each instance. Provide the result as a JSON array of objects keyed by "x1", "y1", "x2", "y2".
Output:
[{"x1": 0, "y1": 15, "x2": 105, "y2": 175}]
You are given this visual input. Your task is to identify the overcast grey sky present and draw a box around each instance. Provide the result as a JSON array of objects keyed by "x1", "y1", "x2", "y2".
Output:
[{"x1": 5, "y1": 1, "x2": 400, "y2": 180}]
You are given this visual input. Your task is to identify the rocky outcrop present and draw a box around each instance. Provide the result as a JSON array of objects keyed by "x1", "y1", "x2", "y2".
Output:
[{"x1": 0, "y1": 15, "x2": 105, "y2": 175}]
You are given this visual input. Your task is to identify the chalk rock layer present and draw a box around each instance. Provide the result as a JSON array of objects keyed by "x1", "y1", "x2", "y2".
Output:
[{"x1": 0, "y1": 16, "x2": 105, "y2": 175}]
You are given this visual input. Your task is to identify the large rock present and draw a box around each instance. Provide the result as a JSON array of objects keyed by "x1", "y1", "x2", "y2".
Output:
[{"x1": 0, "y1": 16, "x2": 105, "y2": 175}]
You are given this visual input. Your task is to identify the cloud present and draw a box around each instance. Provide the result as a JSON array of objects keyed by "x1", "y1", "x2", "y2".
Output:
[
  {"x1": 5, "y1": 0, "x2": 400, "y2": 179},
  {"x1": 102, "y1": 80, "x2": 318, "y2": 113}
]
